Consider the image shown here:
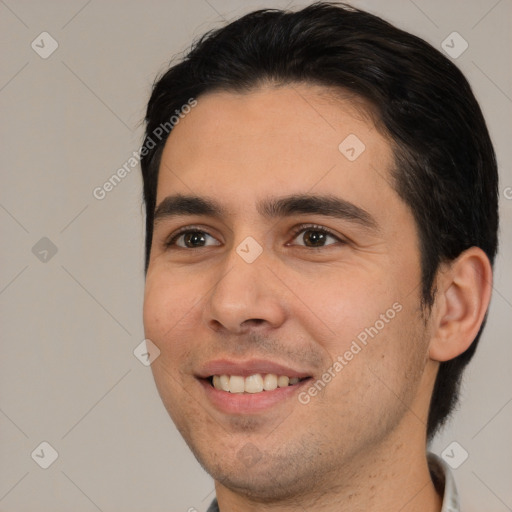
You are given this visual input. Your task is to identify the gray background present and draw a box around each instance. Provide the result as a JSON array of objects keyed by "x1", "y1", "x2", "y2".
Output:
[{"x1": 1, "y1": 1, "x2": 511, "y2": 511}]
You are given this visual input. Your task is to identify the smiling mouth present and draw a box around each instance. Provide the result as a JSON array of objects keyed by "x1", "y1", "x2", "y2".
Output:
[{"x1": 206, "y1": 374, "x2": 311, "y2": 394}]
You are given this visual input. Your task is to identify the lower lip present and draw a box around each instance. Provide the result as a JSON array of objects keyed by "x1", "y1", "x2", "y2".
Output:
[{"x1": 199, "y1": 378, "x2": 311, "y2": 414}]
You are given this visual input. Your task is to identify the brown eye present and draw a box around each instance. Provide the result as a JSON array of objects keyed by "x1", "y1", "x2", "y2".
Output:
[
  {"x1": 302, "y1": 229, "x2": 329, "y2": 247},
  {"x1": 291, "y1": 226, "x2": 341, "y2": 248},
  {"x1": 166, "y1": 230, "x2": 220, "y2": 249}
]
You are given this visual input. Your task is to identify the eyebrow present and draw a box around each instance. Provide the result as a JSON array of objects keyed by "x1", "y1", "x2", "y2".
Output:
[{"x1": 153, "y1": 193, "x2": 379, "y2": 231}]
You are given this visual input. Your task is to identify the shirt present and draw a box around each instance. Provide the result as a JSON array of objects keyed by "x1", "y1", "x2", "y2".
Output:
[{"x1": 206, "y1": 453, "x2": 459, "y2": 512}]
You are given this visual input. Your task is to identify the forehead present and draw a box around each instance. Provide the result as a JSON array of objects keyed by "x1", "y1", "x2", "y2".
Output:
[{"x1": 156, "y1": 84, "x2": 398, "y2": 223}]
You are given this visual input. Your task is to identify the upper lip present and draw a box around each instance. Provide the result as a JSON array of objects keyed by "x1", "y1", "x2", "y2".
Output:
[{"x1": 196, "y1": 359, "x2": 312, "y2": 379}]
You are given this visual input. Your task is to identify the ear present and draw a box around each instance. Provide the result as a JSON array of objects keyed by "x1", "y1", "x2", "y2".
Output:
[{"x1": 429, "y1": 247, "x2": 493, "y2": 362}]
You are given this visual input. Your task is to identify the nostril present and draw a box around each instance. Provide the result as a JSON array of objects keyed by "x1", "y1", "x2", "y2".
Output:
[{"x1": 242, "y1": 319, "x2": 265, "y2": 328}]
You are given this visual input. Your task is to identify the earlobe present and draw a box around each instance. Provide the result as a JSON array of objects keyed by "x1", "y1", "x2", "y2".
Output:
[{"x1": 429, "y1": 247, "x2": 493, "y2": 362}]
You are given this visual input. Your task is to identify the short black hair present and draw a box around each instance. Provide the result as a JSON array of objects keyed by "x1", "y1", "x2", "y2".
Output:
[{"x1": 140, "y1": 1, "x2": 499, "y2": 439}]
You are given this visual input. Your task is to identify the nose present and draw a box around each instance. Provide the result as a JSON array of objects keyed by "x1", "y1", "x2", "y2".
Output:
[{"x1": 204, "y1": 247, "x2": 287, "y2": 335}]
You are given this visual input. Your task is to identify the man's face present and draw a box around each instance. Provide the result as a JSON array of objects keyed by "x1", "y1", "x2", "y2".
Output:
[{"x1": 143, "y1": 85, "x2": 434, "y2": 498}]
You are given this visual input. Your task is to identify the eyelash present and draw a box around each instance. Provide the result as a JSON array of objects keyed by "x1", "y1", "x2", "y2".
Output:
[{"x1": 164, "y1": 223, "x2": 345, "y2": 249}]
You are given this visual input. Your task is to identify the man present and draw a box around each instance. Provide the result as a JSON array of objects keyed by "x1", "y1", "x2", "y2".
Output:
[{"x1": 140, "y1": 2, "x2": 498, "y2": 511}]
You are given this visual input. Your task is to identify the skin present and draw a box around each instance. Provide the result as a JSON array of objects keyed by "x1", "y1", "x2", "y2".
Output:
[{"x1": 143, "y1": 84, "x2": 492, "y2": 511}]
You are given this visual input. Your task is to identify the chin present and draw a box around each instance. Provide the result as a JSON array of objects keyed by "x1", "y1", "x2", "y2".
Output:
[{"x1": 196, "y1": 447, "x2": 315, "y2": 503}]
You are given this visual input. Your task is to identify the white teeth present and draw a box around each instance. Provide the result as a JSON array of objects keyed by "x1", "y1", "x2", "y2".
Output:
[
  {"x1": 277, "y1": 375, "x2": 290, "y2": 388},
  {"x1": 244, "y1": 374, "x2": 264, "y2": 393},
  {"x1": 213, "y1": 375, "x2": 222, "y2": 390},
  {"x1": 211, "y1": 373, "x2": 305, "y2": 393},
  {"x1": 219, "y1": 374, "x2": 230, "y2": 392},
  {"x1": 229, "y1": 375, "x2": 245, "y2": 394},
  {"x1": 263, "y1": 373, "x2": 278, "y2": 391}
]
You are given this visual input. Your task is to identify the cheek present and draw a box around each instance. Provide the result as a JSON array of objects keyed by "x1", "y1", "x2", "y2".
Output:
[
  {"x1": 295, "y1": 265, "x2": 401, "y2": 355},
  {"x1": 143, "y1": 271, "x2": 204, "y2": 355},
  {"x1": 311, "y1": 277, "x2": 425, "y2": 409},
  {"x1": 142, "y1": 274, "x2": 203, "y2": 408}
]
